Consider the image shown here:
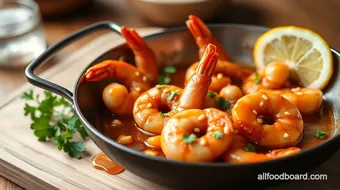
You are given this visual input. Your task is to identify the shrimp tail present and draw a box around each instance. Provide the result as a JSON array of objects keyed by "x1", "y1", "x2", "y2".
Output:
[
  {"x1": 85, "y1": 60, "x2": 116, "y2": 81},
  {"x1": 186, "y1": 15, "x2": 230, "y2": 61},
  {"x1": 121, "y1": 26, "x2": 158, "y2": 84},
  {"x1": 178, "y1": 44, "x2": 219, "y2": 110},
  {"x1": 121, "y1": 26, "x2": 146, "y2": 52},
  {"x1": 196, "y1": 43, "x2": 218, "y2": 78}
]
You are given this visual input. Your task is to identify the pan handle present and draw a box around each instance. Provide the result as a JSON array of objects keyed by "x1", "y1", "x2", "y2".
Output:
[{"x1": 25, "y1": 21, "x2": 122, "y2": 102}]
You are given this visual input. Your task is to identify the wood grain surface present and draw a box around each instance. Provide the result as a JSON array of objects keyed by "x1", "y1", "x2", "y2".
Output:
[{"x1": 0, "y1": 0, "x2": 340, "y2": 189}]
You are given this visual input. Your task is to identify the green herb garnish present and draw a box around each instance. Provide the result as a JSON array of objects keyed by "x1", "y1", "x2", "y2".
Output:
[
  {"x1": 160, "y1": 112, "x2": 169, "y2": 117},
  {"x1": 158, "y1": 75, "x2": 171, "y2": 85},
  {"x1": 216, "y1": 97, "x2": 230, "y2": 110},
  {"x1": 214, "y1": 131, "x2": 223, "y2": 139},
  {"x1": 183, "y1": 134, "x2": 197, "y2": 143},
  {"x1": 158, "y1": 65, "x2": 177, "y2": 85},
  {"x1": 254, "y1": 72, "x2": 262, "y2": 84},
  {"x1": 315, "y1": 130, "x2": 328, "y2": 139},
  {"x1": 243, "y1": 143, "x2": 256, "y2": 152},
  {"x1": 167, "y1": 91, "x2": 179, "y2": 101},
  {"x1": 164, "y1": 65, "x2": 177, "y2": 74},
  {"x1": 156, "y1": 85, "x2": 164, "y2": 89},
  {"x1": 21, "y1": 89, "x2": 88, "y2": 159},
  {"x1": 208, "y1": 91, "x2": 217, "y2": 98}
]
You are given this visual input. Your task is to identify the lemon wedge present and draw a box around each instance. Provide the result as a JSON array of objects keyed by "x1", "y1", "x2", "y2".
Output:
[{"x1": 253, "y1": 26, "x2": 333, "y2": 89}]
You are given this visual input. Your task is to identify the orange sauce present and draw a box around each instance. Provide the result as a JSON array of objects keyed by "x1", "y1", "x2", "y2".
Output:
[
  {"x1": 92, "y1": 152, "x2": 124, "y2": 175},
  {"x1": 93, "y1": 67, "x2": 334, "y2": 167}
]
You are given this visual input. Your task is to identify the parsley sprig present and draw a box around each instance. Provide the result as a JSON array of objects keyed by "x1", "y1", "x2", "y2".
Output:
[{"x1": 21, "y1": 89, "x2": 88, "y2": 159}]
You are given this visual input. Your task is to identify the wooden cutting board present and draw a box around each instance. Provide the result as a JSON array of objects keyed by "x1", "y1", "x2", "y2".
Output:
[{"x1": 0, "y1": 28, "x2": 339, "y2": 190}]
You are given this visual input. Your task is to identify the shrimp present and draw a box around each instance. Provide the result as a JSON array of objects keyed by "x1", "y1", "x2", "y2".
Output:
[
  {"x1": 85, "y1": 60, "x2": 151, "y2": 115},
  {"x1": 223, "y1": 135, "x2": 301, "y2": 164},
  {"x1": 242, "y1": 61, "x2": 298, "y2": 94},
  {"x1": 177, "y1": 44, "x2": 218, "y2": 111},
  {"x1": 161, "y1": 108, "x2": 234, "y2": 162},
  {"x1": 242, "y1": 75, "x2": 323, "y2": 115},
  {"x1": 121, "y1": 26, "x2": 158, "y2": 84},
  {"x1": 185, "y1": 15, "x2": 253, "y2": 82},
  {"x1": 261, "y1": 61, "x2": 290, "y2": 89},
  {"x1": 261, "y1": 88, "x2": 323, "y2": 115},
  {"x1": 185, "y1": 61, "x2": 253, "y2": 92},
  {"x1": 231, "y1": 91, "x2": 304, "y2": 148},
  {"x1": 185, "y1": 62, "x2": 231, "y2": 92},
  {"x1": 133, "y1": 43, "x2": 219, "y2": 134},
  {"x1": 219, "y1": 85, "x2": 243, "y2": 103},
  {"x1": 133, "y1": 85, "x2": 183, "y2": 134},
  {"x1": 242, "y1": 72, "x2": 265, "y2": 94},
  {"x1": 186, "y1": 15, "x2": 230, "y2": 61},
  {"x1": 241, "y1": 61, "x2": 323, "y2": 115},
  {"x1": 242, "y1": 71, "x2": 297, "y2": 95}
]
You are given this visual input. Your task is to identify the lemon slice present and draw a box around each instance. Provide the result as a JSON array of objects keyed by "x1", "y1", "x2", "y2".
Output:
[{"x1": 253, "y1": 26, "x2": 333, "y2": 89}]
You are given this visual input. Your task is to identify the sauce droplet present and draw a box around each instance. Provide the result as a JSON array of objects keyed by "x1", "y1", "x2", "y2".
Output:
[{"x1": 92, "y1": 152, "x2": 124, "y2": 175}]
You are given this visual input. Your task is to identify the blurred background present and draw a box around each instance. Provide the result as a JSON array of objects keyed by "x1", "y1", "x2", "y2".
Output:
[
  {"x1": 0, "y1": 0, "x2": 339, "y2": 96},
  {"x1": 0, "y1": 0, "x2": 339, "y2": 189}
]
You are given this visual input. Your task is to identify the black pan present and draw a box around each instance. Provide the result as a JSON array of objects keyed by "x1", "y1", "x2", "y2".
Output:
[{"x1": 25, "y1": 21, "x2": 340, "y2": 189}]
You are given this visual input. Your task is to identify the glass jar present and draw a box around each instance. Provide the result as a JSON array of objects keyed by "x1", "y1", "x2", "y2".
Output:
[{"x1": 0, "y1": 0, "x2": 46, "y2": 67}]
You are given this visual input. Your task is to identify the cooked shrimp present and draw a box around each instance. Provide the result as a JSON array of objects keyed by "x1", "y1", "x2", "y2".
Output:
[
  {"x1": 261, "y1": 61, "x2": 290, "y2": 89},
  {"x1": 85, "y1": 60, "x2": 151, "y2": 115},
  {"x1": 161, "y1": 108, "x2": 234, "y2": 162},
  {"x1": 242, "y1": 72, "x2": 264, "y2": 94},
  {"x1": 261, "y1": 88, "x2": 323, "y2": 115},
  {"x1": 223, "y1": 135, "x2": 301, "y2": 164},
  {"x1": 133, "y1": 85, "x2": 183, "y2": 134},
  {"x1": 177, "y1": 44, "x2": 218, "y2": 111},
  {"x1": 133, "y1": 43, "x2": 219, "y2": 134},
  {"x1": 242, "y1": 72, "x2": 298, "y2": 94},
  {"x1": 185, "y1": 62, "x2": 231, "y2": 92},
  {"x1": 185, "y1": 15, "x2": 253, "y2": 82},
  {"x1": 231, "y1": 91, "x2": 304, "y2": 148},
  {"x1": 219, "y1": 85, "x2": 243, "y2": 103},
  {"x1": 186, "y1": 15, "x2": 230, "y2": 61},
  {"x1": 121, "y1": 26, "x2": 158, "y2": 84},
  {"x1": 185, "y1": 61, "x2": 253, "y2": 92}
]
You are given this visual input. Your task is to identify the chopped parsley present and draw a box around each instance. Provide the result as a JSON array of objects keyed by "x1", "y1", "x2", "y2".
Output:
[
  {"x1": 216, "y1": 97, "x2": 230, "y2": 110},
  {"x1": 315, "y1": 130, "x2": 328, "y2": 139},
  {"x1": 254, "y1": 72, "x2": 262, "y2": 84},
  {"x1": 208, "y1": 91, "x2": 217, "y2": 98},
  {"x1": 214, "y1": 131, "x2": 223, "y2": 139},
  {"x1": 164, "y1": 65, "x2": 177, "y2": 74},
  {"x1": 243, "y1": 143, "x2": 256, "y2": 152},
  {"x1": 157, "y1": 65, "x2": 177, "y2": 85},
  {"x1": 183, "y1": 134, "x2": 197, "y2": 143},
  {"x1": 158, "y1": 75, "x2": 171, "y2": 85},
  {"x1": 167, "y1": 91, "x2": 179, "y2": 101},
  {"x1": 156, "y1": 85, "x2": 164, "y2": 89},
  {"x1": 160, "y1": 112, "x2": 169, "y2": 117}
]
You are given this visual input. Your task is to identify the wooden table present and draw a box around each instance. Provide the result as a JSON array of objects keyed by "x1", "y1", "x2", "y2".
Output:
[{"x1": 0, "y1": 0, "x2": 339, "y2": 189}]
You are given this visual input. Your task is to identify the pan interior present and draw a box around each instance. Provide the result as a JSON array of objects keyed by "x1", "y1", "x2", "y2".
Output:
[{"x1": 74, "y1": 24, "x2": 340, "y2": 159}]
